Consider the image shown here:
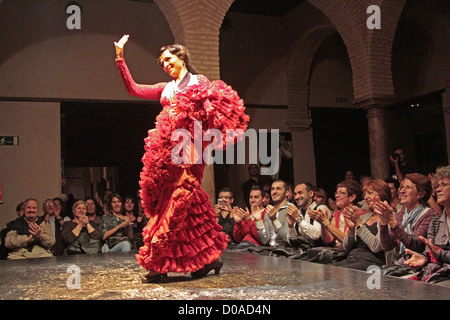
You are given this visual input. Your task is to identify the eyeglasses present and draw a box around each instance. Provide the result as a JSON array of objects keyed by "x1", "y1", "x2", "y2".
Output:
[
  {"x1": 334, "y1": 191, "x2": 348, "y2": 196},
  {"x1": 399, "y1": 185, "x2": 416, "y2": 191},
  {"x1": 437, "y1": 182, "x2": 450, "y2": 189},
  {"x1": 44, "y1": 203, "x2": 54, "y2": 207}
]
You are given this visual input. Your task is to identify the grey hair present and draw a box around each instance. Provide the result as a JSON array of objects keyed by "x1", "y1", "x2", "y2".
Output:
[{"x1": 435, "y1": 165, "x2": 450, "y2": 180}]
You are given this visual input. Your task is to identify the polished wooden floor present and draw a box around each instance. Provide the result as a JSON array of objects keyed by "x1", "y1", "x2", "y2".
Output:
[{"x1": 0, "y1": 249, "x2": 449, "y2": 301}]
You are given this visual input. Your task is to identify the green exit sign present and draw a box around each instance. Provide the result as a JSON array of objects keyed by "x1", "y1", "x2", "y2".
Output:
[{"x1": 0, "y1": 136, "x2": 19, "y2": 146}]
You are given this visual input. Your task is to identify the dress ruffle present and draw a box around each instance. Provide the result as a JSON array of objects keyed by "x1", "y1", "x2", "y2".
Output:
[{"x1": 137, "y1": 77, "x2": 249, "y2": 274}]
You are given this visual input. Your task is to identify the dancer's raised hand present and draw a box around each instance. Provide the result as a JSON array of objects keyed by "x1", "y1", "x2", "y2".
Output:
[{"x1": 114, "y1": 34, "x2": 129, "y2": 59}]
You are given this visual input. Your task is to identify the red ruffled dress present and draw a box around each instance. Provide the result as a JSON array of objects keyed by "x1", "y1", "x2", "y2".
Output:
[{"x1": 116, "y1": 58, "x2": 249, "y2": 274}]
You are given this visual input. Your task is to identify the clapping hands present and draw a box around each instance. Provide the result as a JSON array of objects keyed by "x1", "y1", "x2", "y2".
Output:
[
  {"x1": 372, "y1": 196, "x2": 396, "y2": 226},
  {"x1": 342, "y1": 204, "x2": 361, "y2": 230},
  {"x1": 308, "y1": 208, "x2": 328, "y2": 225},
  {"x1": 286, "y1": 204, "x2": 300, "y2": 226},
  {"x1": 233, "y1": 207, "x2": 250, "y2": 223},
  {"x1": 265, "y1": 205, "x2": 278, "y2": 222},
  {"x1": 27, "y1": 222, "x2": 44, "y2": 242}
]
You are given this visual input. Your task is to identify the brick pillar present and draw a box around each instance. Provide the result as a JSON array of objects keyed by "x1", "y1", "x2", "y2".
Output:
[
  {"x1": 443, "y1": 89, "x2": 450, "y2": 160},
  {"x1": 354, "y1": 98, "x2": 393, "y2": 179},
  {"x1": 287, "y1": 118, "x2": 317, "y2": 185}
]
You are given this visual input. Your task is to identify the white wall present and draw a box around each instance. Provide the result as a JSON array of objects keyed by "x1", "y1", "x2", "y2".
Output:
[
  {"x1": 0, "y1": 101, "x2": 61, "y2": 228},
  {"x1": 0, "y1": 0, "x2": 173, "y2": 229},
  {"x1": 0, "y1": 0, "x2": 173, "y2": 101}
]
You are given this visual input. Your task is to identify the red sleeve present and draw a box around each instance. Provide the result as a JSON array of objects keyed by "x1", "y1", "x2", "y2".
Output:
[
  {"x1": 233, "y1": 221, "x2": 244, "y2": 243},
  {"x1": 116, "y1": 58, "x2": 167, "y2": 100}
]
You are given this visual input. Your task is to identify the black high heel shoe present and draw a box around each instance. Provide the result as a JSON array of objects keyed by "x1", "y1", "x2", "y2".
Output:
[
  {"x1": 141, "y1": 271, "x2": 168, "y2": 283},
  {"x1": 191, "y1": 258, "x2": 223, "y2": 278}
]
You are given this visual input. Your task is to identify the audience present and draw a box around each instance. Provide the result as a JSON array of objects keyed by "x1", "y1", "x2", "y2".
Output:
[
  {"x1": 53, "y1": 197, "x2": 70, "y2": 222},
  {"x1": 385, "y1": 177, "x2": 403, "y2": 213},
  {"x1": 242, "y1": 164, "x2": 272, "y2": 209},
  {"x1": 15, "y1": 202, "x2": 25, "y2": 217},
  {"x1": 123, "y1": 195, "x2": 148, "y2": 249},
  {"x1": 42, "y1": 198, "x2": 64, "y2": 256},
  {"x1": 286, "y1": 183, "x2": 294, "y2": 203},
  {"x1": 232, "y1": 186, "x2": 267, "y2": 247},
  {"x1": 100, "y1": 193, "x2": 134, "y2": 253},
  {"x1": 215, "y1": 187, "x2": 236, "y2": 245},
  {"x1": 287, "y1": 182, "x2": 332, "y2": 247},
  {"x1": 344, "y1": 170, "x2": 356, "y2": 181},
  {"x1": 313, "y1": 188, "x2": 328, "y2": 208},
  {"x1": 328, "y1": 179, "x2": 390, "y2": 270},
  {"x1": 255, "y1": 179, "x2": 292, "y2": 247},
  {"x1": 262, "y1": 191, "x2": 271, "y2": 207},
  {"x1": 1, "y1": 162, "x2": 449, "y2": 287},
  {"x1": 377, "y1": 173, "x2": 438, "y2": 266},
  {"x1": 61, "y1": 200, "x2": 102, "y2": 254},
  {"x1": 5, "y1": 199, "x2": 54, "y2": 259},
  {"x1": 427, "y1": 172, "x2": 444, "y2": 215},
  {"x1": 85, "y1": 197, "x2": 101, "y2": 224},
  {"x1": 310, "y1": 180, "x2": 365, "y2": 248},
  {"x1": 402, "y1": 166, "x2": 450, "y2": 286},
  {"x1": 95, "y1": 189, "x2": 113, "y2": 216},
  {"x1": 389, "y1": 147, "x2": 414, "y2": 182}
]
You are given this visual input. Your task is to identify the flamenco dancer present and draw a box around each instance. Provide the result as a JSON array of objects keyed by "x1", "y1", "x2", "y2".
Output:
[{"x1": 114, "y1": 35, "x2": 249, "y2": 283}]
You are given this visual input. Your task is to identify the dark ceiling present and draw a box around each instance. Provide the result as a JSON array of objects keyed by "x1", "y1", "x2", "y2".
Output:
[
  {"x1": 129, "y1": 0, "x2": 305, "y2": 17},
  {"x1": 229, "y1": 0, "x2": 305, "y2": 17}
]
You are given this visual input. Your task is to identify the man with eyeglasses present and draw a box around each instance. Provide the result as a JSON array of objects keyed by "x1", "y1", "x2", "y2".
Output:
[
  {"x1": 215, "y1": 187, "x2": 236, "y2": 244},
  {"x1": 42, "y1": 199, "x2": 64, "y2": 255}
]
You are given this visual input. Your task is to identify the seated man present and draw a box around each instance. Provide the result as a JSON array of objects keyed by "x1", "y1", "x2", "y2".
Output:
[
  {"x1": 287, "y1": 182, "x2": 332, "y2": 247},
  {"x1": 233, "y1": 186, "x2": 267, "y2": 247},
  {"x1": 214, "y1": 187, "x2": 235, "y2": 244},
  {"x1": 255, "y1": 179, "x2": 292, "y2": 247},
  {"x1": 5, "y1": 198, "x2": 54, "y2": 259}
]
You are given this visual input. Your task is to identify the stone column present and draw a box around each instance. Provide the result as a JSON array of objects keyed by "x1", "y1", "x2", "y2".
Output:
[
  {"x1": 355, "y1": 98, "x2": 393, "y2": 180},
  {"x1": 287, "y1": 117, "x2": 317, "y2": 185},
  {"x1": 442, "y1": 90, "x2": 450, "y2": 161}
]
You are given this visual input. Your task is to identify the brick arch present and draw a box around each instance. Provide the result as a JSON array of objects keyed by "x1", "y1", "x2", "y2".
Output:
[
  {"x1": 154, "y1": 0, "x2": 236, "y2": 79},
  {"x1": 286, "y1": 26, "x2": 337, "y2": 122},
  {"x1": 307, "y1": 0, "x2": 406, "y2": 101}
]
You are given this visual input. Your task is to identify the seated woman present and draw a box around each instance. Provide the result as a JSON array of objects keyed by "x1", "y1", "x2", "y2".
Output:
[
  {"x1": 313, "y1": 187, "x2": 329, "y2": 209},
  {"x1": 85, "y1": 197, "x2": 101, "y2": 224},
  {"x1": 403, "y1": 166, "x2": 450, "y2": 286},
  {"x1": 61, "y1": 200, "x2": 102, "y2": 254},
  {"x1": 309, "y1": 179, "x2": 365, "y2": 248},
  {"x1": 329, "y1": 179, "x2": 391, "y2": 271},
  {"x1": 385, "y1": 177, "x2": 403, "y2": 213},
  {"x1": 123, "y1": 195, "x2": 148, "y2": 249},
  {"x1": 377, "y1": 173, "x2": 438, "y2": 267},
  {"x1": 100, "y1": 194, "x2": 134, "y2": 253}
]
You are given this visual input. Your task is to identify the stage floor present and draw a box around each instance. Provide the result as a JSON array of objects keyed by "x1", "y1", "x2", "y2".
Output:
[{"x1": 0, "y1": 250, "x2": 449, "y2": 300}]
